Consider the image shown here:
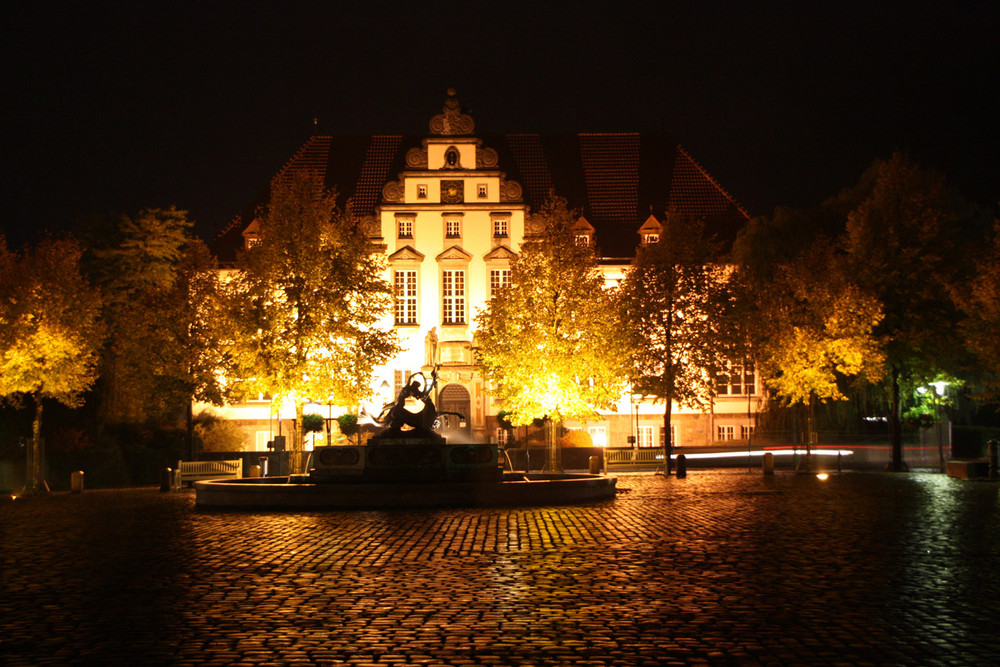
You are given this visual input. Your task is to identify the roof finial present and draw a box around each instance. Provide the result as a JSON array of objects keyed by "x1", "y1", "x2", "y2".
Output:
[{"x1": 430, "y1": 89, "x2": 474, "y2": 136}]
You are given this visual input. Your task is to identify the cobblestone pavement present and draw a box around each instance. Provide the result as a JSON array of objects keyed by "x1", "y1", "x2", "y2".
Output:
[{"x1": 2, "y1": 472, "x2": 999, "y2": 666}]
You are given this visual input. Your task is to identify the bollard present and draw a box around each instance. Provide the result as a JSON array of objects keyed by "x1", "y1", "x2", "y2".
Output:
[
  {"x1": 763, "y1": 452, "x2": 775, "y2": 476},
  {"x1": 160, "y1": 467, "x2": 173, "y2": 492},
  {"x1": 249, "y1": 464, "x2": 262, "y2": 478},
  {"x1": 70, "y1": 470, "x2": 84, "y2": 494},
  {"x1": 989, "y1": 440, "x2": 999, "y2": 481},
  {"x1": 676, "y1": 454, "x2": 687, "y2": 478},
  {"x1": 588, "y1": 455, "x2": 600, "y2": 475}
]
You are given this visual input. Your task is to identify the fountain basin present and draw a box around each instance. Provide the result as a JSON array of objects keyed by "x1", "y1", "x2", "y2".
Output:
[{"x1": 194, "y1": 472, "x2": 617, "y2": 509}]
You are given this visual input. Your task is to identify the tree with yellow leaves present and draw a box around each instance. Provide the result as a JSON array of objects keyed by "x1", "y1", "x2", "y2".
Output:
[
  {"x1": 474, "y1": 195, "x2": 626, "y2": 470},
  {"x1": 0, "y1": 236, "x2": 103, "y2": 492}
]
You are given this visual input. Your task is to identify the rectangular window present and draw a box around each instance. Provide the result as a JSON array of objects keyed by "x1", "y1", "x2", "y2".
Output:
[
  {"x1": 637, "y1": 425, "x2": 655, "y2": 448},
  {"x1": 717, "y1": 362, "x2": 756, "y2": 396},
  {"x1": 718, "y1": 425, "x2": 735, "y2": 441},
  {"x1": 393, "y1": 270, "x2": 417, "y2": 325},
  {"x1": 575, "y1": 234, "x2": 590, "y2": 246},
  {"x1": 397, "y1": 218, "x2": 413, "y2": 238},
  {"x1": 442, "y1": 270, "x2": 466, "y2": 325},
  {"x1": 741, "y1": 424, "x2": 755, "y2": 439},
  {"x1": 445, "y1": 218, "x2": 462, "y2": 238},
  {"x1": 659, "y1": 425, "x2": 676, "y2": 447},
  {"x1": 493, "y1": 218, "x2": 508, "y2": 238},
  {"x1": 489, "y1": 269, "x2": 511, "y2": 297},
  {"x1": 417, "y1": 184, "x2": 427, "y2": 199},
  {"x1": 643, "y1": 233, "x2": 659, "y2": 245},
  {"x1": 478, "y1": 183, "x2": 488, "y2": 199}
]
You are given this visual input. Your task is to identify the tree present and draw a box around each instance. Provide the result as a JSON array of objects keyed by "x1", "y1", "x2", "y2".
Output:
[
  {"x1": 752, "y1": 241, "x2": 885, "y2": 461},
  {"x1": 78, "y1": 206, "x2": 196, "y2": 423},
  {"x1": 221, "y1": 172, "x2": 399, "y2": 463},
  {"x1": 618, "y1": 214, "x2": 734, "y2": 474},
  {"x1": 114, "y1": 239, "x2": 227, "y2": 456},
  {"x1": 474, "y1": 195, "x2": 626, "y2": 470},
  {"x1": 0, "y1": 236, "x2": 103, "y2": 492},
  {"x1": 842, "y1": 153, "x2": 967, "y2": 470},
  {"x1": 953, "y1": 218, "x2": 1000, "y2": 402}
]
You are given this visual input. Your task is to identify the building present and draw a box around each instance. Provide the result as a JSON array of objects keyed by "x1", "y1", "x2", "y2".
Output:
[{"x1": 210, "y1": 90, "x2": 759, "y2": 453}]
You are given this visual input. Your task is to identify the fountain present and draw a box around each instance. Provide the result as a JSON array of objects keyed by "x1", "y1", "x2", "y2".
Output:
[{"x1": 194, "y1": 371, "x2": 617, "y2": 509}]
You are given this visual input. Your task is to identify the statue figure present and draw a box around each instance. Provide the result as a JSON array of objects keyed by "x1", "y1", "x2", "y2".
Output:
[
  {"x1": 371, "y1": 371, "x2": 442, "y2": 441},
  {"x1": 424, "y1": 327, "x2": 439, "y2": 367}
]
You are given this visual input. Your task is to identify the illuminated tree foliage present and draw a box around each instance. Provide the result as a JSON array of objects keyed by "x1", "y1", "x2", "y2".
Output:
[
  {"x1": 0, "y1": 236, "x2": 103, "y2": 491},
  {"x1": 843, "y1": 153, "x2": 966, "y2": 470},
  {"x1": 221, "y1": 172, "x2": 399, "y2": 454},
  {"x1": 754, "y1": 242, "x2": 885, "y2": 425},
  {"x1": 618, "y1": 214, "x2": 733, "y2": 472},
  {"x1": 475, "y1": 196, "x2": 625, "y2": 431}
]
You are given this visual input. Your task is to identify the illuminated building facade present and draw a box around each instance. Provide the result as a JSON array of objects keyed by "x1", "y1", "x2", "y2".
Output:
[{"x1": 211, "y1": 91, "x2": 757, "y2": 451}]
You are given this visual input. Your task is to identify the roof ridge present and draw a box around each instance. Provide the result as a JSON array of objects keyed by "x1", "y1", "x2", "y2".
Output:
[{"x1": 675, "y1": 145, "x2": 750, "y2": 220}]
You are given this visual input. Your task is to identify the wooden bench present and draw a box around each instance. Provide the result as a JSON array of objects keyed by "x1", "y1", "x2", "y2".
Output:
[{"x1": 176, "y1": 459, "x2": 242, "y2": 486}]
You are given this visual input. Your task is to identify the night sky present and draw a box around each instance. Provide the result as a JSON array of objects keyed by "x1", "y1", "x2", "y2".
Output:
[{"x1": 2, "y1": 1, "x2": 997, "y2": 249}]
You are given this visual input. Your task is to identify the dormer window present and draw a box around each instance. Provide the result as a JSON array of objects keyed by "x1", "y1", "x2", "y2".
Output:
[
  {"x1": 417, "y1": 184, "x2": 428, "y2": 199},
  {"x1": 643, "y1": 233, "x2": 659, "y2": 245},
  {"x1": 575, "y1": 234, "x2": 590, "y2": 246}
]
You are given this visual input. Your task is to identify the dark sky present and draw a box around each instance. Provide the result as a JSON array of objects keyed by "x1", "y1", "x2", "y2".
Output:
[{"x1": 2, "y1": 1, "x2": 997, "y2": 249}]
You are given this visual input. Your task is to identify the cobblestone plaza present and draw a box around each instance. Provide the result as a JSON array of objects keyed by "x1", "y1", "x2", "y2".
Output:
[{"x1": 2, "y1": 472, "x2": 998, "y2": 666}]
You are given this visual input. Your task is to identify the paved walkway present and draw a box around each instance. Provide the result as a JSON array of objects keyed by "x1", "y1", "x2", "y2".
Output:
[{"x1": 2, "y1": 472, "x2": 998, "y2": 666}]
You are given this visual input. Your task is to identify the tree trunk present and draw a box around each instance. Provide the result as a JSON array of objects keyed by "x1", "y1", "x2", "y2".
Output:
[
  {"x1": 28, "y1": 394, "x2": 45, "y2": 493},
  {"x1": 662, "y1": 396, "x2": 673, "y2": 476},
  {"x1": 889, "y1": 367, "x2": 905, "y2": 471},
  {"x1": 186, "y1": 400, "x2": 195, "y2": 461}
]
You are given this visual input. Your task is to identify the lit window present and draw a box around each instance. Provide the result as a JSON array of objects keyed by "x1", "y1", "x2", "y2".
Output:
[
  {"x1": 716, "y1": 362, "x2": 756, "y2": 396},
  {"x1": 490, "y1": 269, "x2": 511, "y2": 297},
  {"x1": 575, "y1": 234, "x2": 590, "y2": 246},
  {"x1": 717, "y1": 425, "x2": 735, "y2": 441},
  {"x1": 659, "y1": 425, "x2": 676, "y2": 447},
  {"x1": 478, "y1": 183, "x2": 488, "y2": 199},
  {"x1": 445, "y1": 218, "x2": 462, "y2": 238},
  {"x1": 643, "y1": 233, "x2": 659, "y2": 245},
  {"x1": 442, "y1": 270, "x2": 466, "y2": 325},
  {"x1": 394, "y1": 270, "x2": 417, "y2": 325},
  {"x1": 398, "y1": 218, "x2": 413, "y2": 239},
  {"x1": 493, "y1": 218, "x2": 509, "y2": 238},
  {"x1": 637, "y1": 426, "x2": 654, "y2": 448},
  {"x1": 417, "y1": 184, "x2": 428, "y2": 199}
]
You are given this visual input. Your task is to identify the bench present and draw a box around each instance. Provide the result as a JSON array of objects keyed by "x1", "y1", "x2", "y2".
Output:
[{"x1": 176, "y1": 459, "x2": 242, "y2": 486}]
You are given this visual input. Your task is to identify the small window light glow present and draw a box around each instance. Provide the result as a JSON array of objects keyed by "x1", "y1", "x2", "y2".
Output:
[{"x1": 816, "y1": 473, "x2": 829, "y2": 480}]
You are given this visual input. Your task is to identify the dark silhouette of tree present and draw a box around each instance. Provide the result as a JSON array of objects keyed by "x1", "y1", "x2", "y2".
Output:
[
  {"x1": 842, "y1": 153, "x2": 967, "y2": 470},
  {"x1": 618, "y1": 214, "x2": 733, "y2": 474}
]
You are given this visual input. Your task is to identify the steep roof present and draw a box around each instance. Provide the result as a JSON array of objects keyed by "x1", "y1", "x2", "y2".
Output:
[{"x1": 213, "y1": 131, "x2": 749, "y2": 263}]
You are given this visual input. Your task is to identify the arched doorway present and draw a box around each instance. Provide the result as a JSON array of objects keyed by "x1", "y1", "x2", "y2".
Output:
[{"x1": 438, "y1": 384, "x2": 471, "y2": 430}]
